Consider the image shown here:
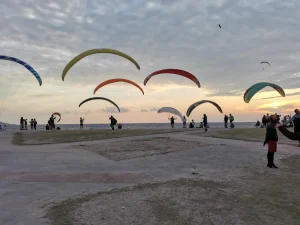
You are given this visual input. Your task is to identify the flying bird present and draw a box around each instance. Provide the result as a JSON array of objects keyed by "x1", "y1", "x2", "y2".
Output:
[{"x1": 219, "y1": 24, "x2": 221, "y2": 28}]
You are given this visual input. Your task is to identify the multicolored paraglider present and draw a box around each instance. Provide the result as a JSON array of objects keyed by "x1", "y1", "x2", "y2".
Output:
[
  {"x1": 243, "y1": 82, "x2": 285, "y2": 103},
  {"x1": 157, "y1": 107, "x2": 184, "y2": 121},
  {"x1": 62, "y1": 49, "x2": 140, "y2": 81},
  {"x1": 0, "y1": 55, "x2": 42, "y2": 86},
  {"x1": 186, "y1": 100, "x2": 223, "y2": 117},
  {"x1": 94, "y1": 79, "x2": 144, "y2": 95},
  {"x1": 144, "y1": 69, "x2": 200, "y2": 88},
  {"x1": 52, "y1": 112, "x2": 61, "y2": 122},
  {"x1": 78, "y1": 97, "x2": 120, "y2": 112}
]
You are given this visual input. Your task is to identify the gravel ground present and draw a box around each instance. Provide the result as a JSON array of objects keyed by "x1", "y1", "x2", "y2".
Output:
[
  {"x1": 0, "y1": 130, "x2": 299, "y2": 225},
  {"x1": 72, "y1": 137, "x2": 211, "y2": 161}
]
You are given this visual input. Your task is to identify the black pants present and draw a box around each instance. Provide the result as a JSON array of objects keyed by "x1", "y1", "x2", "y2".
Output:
[
  {"x1": 204, "y1": 122, "x2": 208, "y2": 131},
  {"x1": 224, "y1": 121, "x2": 228, "y2": 128},
  {"x1": 267, "y1": 152, "x2": 275, "y2": 166}
]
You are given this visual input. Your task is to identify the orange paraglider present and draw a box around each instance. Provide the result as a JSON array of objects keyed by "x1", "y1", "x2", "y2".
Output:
[{"x1": 93, "y1": 78, "x2": 144, "y2": 95}]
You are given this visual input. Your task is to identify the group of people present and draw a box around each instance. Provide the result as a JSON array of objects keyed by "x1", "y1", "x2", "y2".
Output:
[
  {"x1": 0, "y1": 124, "x2": 6, "y2": 131},
  {"x1": 264, "y1": 108, "x2": 300, "y2": 169},
  {"x1": 20, "y1": 117, "x2": 37, "y2": 130},
  {"x1": 168, "y1": 113, "x2": 235, "y2": 131},
  {"x1": 224, "y1": 114, "x2": 235, "y2": 128}
]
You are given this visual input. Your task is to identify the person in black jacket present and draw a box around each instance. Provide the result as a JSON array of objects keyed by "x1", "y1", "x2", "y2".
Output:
[
  {"x1": 263, "y1": 115, "x2": 279, "y2": 168},
  {"x1": 224, "y1": 115, "x2": 228, "y2": 128},
  {"x1": 203, "y1": 114, "x2": 208, "y2": 132},
  {"x1": 109, "y1": 115, "x2": 117, "y2": 130}
]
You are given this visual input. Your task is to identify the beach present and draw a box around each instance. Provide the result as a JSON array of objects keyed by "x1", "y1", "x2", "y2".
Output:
[{"x1": 0, "y1": 128, "x2": 299, "y2": 225}]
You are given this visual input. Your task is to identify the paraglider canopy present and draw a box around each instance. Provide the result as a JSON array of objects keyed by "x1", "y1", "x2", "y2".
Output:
[
  {"x1": 243, "y1": 82, "x2": 285, "y2": 103},
  {"x1": 62, "y1": 48, "x2": 140, "y2": 81},
  {"x1": 186, "y1": 100, "x2": 223, "y2": 117},
  {"x1": 157, "y1": 107, "x2": 184, "y2": 122},
  {"x1": 94, "y1": 78, "x2": 144, "y2": 95},
  {"x1": 260, "y1": 61, "x2": 270, "y2": 66},
  {"x1": 79, "y1": 97, "x2": 120, "y2": 112},
  {"x1": 0, "y1": 55, "x2": 42, "y2": 86},
  {"x1": 52, "y1": 112, "x2": 61, "y2": 122},
  {"x1": 144, "y1": 69, "x2": 201, "y2": 88}
]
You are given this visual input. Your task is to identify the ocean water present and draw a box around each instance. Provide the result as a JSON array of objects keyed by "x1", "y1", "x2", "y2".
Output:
[{"x1": 1, "y1": 122, "x2": 255, "y2": 131}]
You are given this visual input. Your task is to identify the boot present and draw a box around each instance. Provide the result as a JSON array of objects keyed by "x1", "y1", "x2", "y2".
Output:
[{"x1": 267, "y1": 152, "x2": 272, "y2": 168}]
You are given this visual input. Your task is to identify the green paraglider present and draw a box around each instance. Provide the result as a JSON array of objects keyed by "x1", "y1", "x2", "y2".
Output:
[{"x1": 244, "y1": 82, "x2": 285, "y2": 103}]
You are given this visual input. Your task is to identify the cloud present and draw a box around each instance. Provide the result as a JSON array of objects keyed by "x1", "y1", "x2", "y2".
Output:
[
  {"x1": 258, "y1": 103, "x2": 297, "y2": 113},
  {"x1": 256, "y1": 91, "x2": 300, "y2": 100},
  {"x1": 2, "y1": 0, "x2": 300, "y2": 123},
  {"x1": 205, "y1": 89, "x2": 244, "y2": 97},
  {"x1": 99, "y1": 107, "x2": 130, "y2": 113},
  {"x1": 140, "y1": 107, "x2": 159, "y2": 112}
]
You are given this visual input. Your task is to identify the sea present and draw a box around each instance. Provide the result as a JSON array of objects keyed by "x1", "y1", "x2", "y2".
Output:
[{"x1": 0, "y1": 122, "x2": 255, "y2": 131}]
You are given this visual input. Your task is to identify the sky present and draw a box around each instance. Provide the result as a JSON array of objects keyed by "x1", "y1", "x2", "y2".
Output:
[{"x1": 1, "y1": 0, "x2": 300, "y2": 124}]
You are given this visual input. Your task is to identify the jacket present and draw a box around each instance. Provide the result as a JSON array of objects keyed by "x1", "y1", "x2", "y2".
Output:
[{"x1": 264, "y1": 123, "x2": 278, "y2": 145}]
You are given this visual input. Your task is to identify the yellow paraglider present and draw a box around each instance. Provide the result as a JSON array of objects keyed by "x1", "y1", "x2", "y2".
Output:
[{"x1": 62, "y1": 49, "x2": 141, "y2": 81}]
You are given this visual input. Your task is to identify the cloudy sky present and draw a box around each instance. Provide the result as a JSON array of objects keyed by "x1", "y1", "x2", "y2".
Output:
[{"x1": 1, "y1": 0, "x2": 300, "y2": 124}]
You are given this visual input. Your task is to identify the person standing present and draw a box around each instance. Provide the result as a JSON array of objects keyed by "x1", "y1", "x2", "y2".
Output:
[
  {"x1": 192, "y1": 120, "x2": 196, "y2": 128},
  {"x1": 50, "y1": 115, "x2": 56, "y2": 130},
  {"x1": 265, "y1": 113, "x2": 270, "y2": 124},
  {"x1": 182, "y1": 116, "x2": 187, "y2": 128},
  {"x1": 229, "y1": 113, "x2": 235, "y2": 128},
  {"x1": 30, "y1": 119, "x2": 34, "y2": 130},
  {"x1": 33, "y1": 119, "x2": 37, "y2": 130},
  {"x1": 283, "y1": 109, "x2": 300, "y2": 146},
  {"x1": 203, "y1": 114, "x2": 208, "y2": 132},
  {"x1": 24, "y1": 119, "x2": 28, "y2": 130},
  {"x1": 80, "y1": 117, "x2": 84, "y2": 129},
  {"x1": 262, "y1": 115, "x2": 267, "y2": 127},
  {"x1": 109, "y1": 115, "x2": 117, "y2": 130},
  {"x1": 20, "y1": 117, "x2": 24, "y2": 130},
  {"x1": 263, "y1": 115, "x2": 279, "y2": 168},
  {"x1": 224, "y1": 115, "x2": 228, "y2": 128},
  {"x1": 168, "y1": 116, "x2": 177, "y2": 128}
]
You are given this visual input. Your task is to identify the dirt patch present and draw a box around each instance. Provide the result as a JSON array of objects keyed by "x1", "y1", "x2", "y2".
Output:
[
  {"x1": 12, "y1": 129, "x2": 184, "y2": 145},
  {"x1": 45, "y1": 155, "x2": 300, "y2": 225},
  {"x1": 72, "y1": 137, "x2": 210, "y2": 161}
]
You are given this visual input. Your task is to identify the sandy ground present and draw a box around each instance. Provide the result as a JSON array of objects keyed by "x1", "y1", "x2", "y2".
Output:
[{"x1": 0, "y1": 129, "x2": 299, "y2": 225}]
